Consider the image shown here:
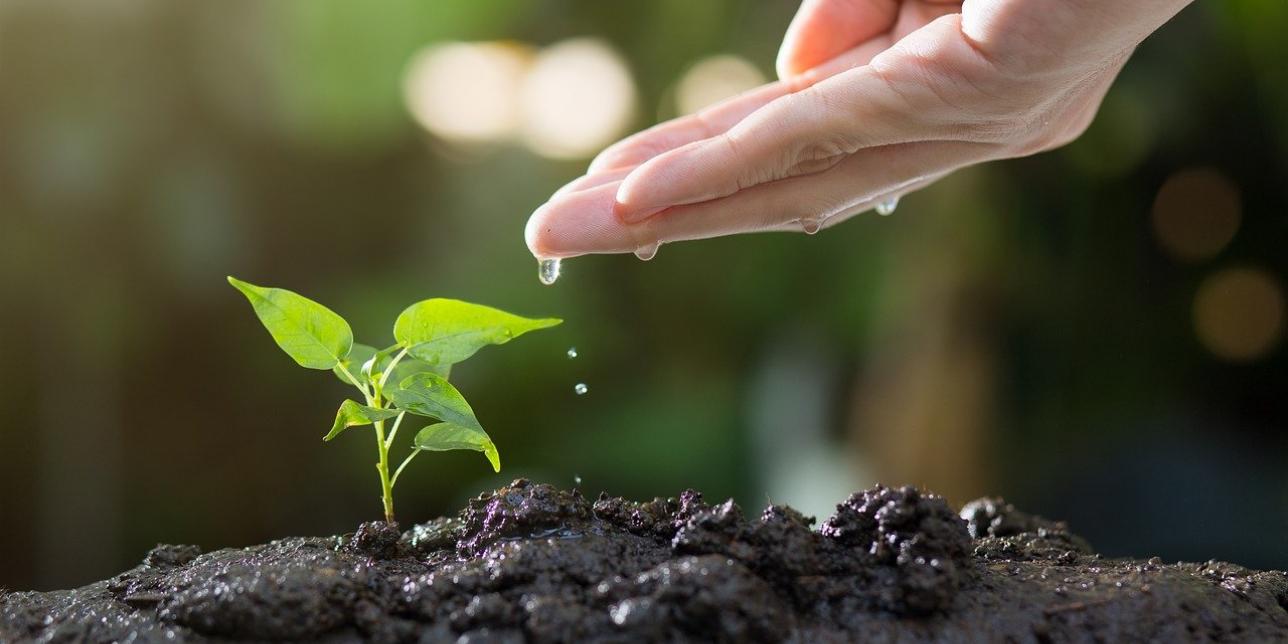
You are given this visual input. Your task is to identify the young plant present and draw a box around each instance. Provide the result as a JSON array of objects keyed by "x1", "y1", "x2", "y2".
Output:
[{"x1": 227, "y1": 276, "x2": 561, "y2": 524}]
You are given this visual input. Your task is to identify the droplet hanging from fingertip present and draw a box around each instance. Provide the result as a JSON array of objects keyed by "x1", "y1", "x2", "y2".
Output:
[
  {"x1": 634, "y1": 243, "x2": 659, "y2": 261},
  {"x1": 876, "y1": 196, "x2": 900, "y2": 216},
  {"x1": 538, "y1": 258, "x2": 562, "y2": 285}
]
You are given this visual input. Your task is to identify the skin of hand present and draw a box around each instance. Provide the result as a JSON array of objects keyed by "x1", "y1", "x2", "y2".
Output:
[{"x1": 525, "y1": 0, "x2": 1194, "y2": 258}]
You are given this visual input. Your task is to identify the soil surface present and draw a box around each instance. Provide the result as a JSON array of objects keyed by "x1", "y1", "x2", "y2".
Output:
[{"x1": 4, "y1": 480, "x2": 1287, "y2": 642}]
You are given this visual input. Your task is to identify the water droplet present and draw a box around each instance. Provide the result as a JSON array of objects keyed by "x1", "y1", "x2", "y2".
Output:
[
  {"x1": 566, "y1": 347, "x2": 578, "y2": 359},
  {"x1": 876, "y1": 196, "x2": 900, "y2": 216},
  {"x1": 799, "y1": 217, "x2": 822, "y2": 235},
  {"x1": 574, "y1": 383, "x2": 588, "y2": 395},
  {"x1": 574, "y1": 475, "x2": 582, "y2": 486},
  {"x1": 634, "y1": 243, "x2": 659, "y2": 261},
  {"x1": 538, "y1": 258, "x2": 562, "y2": 285}
]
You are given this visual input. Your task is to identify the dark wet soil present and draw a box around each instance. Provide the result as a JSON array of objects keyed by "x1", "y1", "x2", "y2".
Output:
[{"x1": 4, "y1": 480, "x2": 1287, "y2": 642}]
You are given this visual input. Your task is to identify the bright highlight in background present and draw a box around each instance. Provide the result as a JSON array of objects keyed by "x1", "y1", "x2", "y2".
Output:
[
  {"x1": 403, "y1": 42, "x2": 531, "y2": 143},
  {"x1": 519, "y1": 38, "x2": 636, "y2": 160},
  {"x1": 1152, "y1": 167, "x2": 1242, "y2": 262},
  {"x1": 675, "y1": 55, "x2": 767, "y2": 115},
  {"x1": 1193, "y1": 267, "x2": 1284, "y2": 362}
]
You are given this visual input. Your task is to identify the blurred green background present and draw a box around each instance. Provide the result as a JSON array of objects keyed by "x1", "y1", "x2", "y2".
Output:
[{"x1": 1, "y1": 0, "x2": 1286, "y2": 591}]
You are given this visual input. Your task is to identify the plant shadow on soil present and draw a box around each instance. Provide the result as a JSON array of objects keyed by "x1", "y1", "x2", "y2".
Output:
[{"x1": 4, "y1": 479, "x2": 1288, "y2": 642}]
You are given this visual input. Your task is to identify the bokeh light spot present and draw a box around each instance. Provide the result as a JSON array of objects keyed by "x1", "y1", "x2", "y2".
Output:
[
  {"x1": 1152, "y1": 167, "x2": 1241, "y2": 262},
  {"x1": 1193, "y1": 267, "x2": 1284, "y2": 362},
  {"x1": 674, "y1": 55, "x2": 766, "y2": 115},
  {"x1": 403, "y1": 42, "x2": 531, "y2": 143},
  {"x1": 519, "y1": 38, "x2": 636, "y2": 160}
]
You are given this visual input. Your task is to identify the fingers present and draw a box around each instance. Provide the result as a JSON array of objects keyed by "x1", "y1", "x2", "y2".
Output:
[
  {"x1": 526, "y1": 140, "x2": 990, "y2": 257},
  {"x1": 776, "y1": 0, "x2": 899, "y2": 79},
  {"x1": 588, "y1": 39, "x2": 891, "y2": 174},
  {"x1": 588, "y1": 83, "x2": 789, "y2": 174},
  {"x1": 612, "y1": 64, "x2": 938, "y2": 223},
  {"x1": 552, "y1": 166, "x2": 633, "y2": 199}
]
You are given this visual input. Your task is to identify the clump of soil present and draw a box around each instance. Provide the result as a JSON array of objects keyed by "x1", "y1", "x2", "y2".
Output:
[{"x1": 4, "y1": 480, "x2": 1287, "y2": 642}]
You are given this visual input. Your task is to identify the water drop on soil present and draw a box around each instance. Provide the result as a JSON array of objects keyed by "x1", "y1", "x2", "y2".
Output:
[
  {"x1": 574, "y1": 383, "x2": 588, "y2": 395},
  {"x1": 876, "y1": 196, "x2": 900, "y2": 216},
  {"x1": 634, "y1": 243, "x2": 659, "y2": 261},
  {"x1": 538, "y1": 258, "x2": 562, "y2": 285}
]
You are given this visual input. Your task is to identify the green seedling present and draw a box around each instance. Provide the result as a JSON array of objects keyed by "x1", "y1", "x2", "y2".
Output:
[{"x1": 228, "y1": 276, "x2": 561, "y2": 523}]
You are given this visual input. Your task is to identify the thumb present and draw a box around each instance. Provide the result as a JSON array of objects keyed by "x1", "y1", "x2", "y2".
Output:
[{"x1": 776, "y1": 0, "x2": 897, "y2": 78}]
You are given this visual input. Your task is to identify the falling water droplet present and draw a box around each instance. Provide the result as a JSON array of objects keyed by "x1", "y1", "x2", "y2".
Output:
[
  {"x1": 799, "y1": 218, "x2": 822, "y2": 235},
  {"x1": 634, "y1": 243, "x2": 659, "y2": 261},
  {"x1": 876, "y1": 196, "x2": 900, "y2": 216},
  {"x1": 574, "y1": 383, "x2": 589, "y2": 395},
  {"x1": 574, "y1": 475, "x2": 583, "y2": 486},
  {"x1": 566, "y1": 347, "x2": 578, "y2": 359},
  {"x1": 538, "y1": 258, "x2": 562, "y2": 285}
]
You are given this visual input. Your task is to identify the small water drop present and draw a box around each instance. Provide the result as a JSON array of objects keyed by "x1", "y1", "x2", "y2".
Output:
[
  {"x1": 566, "y1": 347, "x2": 578, "y2": 359},
  {"x1": 538, "y1": 258, "x2": 562, "y2": 285},
  {"x1": 799, "y1": 217, "x2": 822, "y2": 235},
  {"x1": 574, "y1": 475, "x2": 583, "y2": 486},
  {"x1": 634, "y1": 243, "x2": 659, "y2": 261},
  {"x1": 574, "y1": 383, "x2": 588, "y2": 395},
  {"x1": 876, "y1": 196, "x2": 900, "y2": 216}
]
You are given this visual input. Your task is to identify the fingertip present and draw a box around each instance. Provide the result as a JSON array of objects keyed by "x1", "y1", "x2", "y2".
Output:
[
  {"x1": 612, "y1": 167, "x2": 660, "y2": 223},
  {"x1": 526, "y1": 181, "x2": 642, "y2": 257},
  {"x1": 775, "y1": 31, "x2": 807, "y2": 81},
  {"x1": 524, "y1": 203, "x2": 554, "y2": 258}
]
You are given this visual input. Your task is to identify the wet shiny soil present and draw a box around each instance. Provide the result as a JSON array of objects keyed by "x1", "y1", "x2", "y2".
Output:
[{"x1": 4, "y1": 480, "x2": 1287, "y2": 642}]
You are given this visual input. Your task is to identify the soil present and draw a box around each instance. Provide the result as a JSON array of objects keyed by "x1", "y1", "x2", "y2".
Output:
[{"x1": 3, "y1": 480, "x2": 1287, "y2": 643}]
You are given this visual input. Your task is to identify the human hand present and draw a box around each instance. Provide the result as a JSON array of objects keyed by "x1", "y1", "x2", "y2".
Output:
[{"x1": 526, "y1": 0, "x2": 1192, "y2": 259}]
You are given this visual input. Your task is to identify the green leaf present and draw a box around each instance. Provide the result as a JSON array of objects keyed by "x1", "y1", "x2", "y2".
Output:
[
  {"x1": 393, "y1": 299, "x2": 561, "y2": 367},
  {"x1": 333, "y1": 343, "x2": 377, "y2": 386},
  {"x1": 228, "y1": 276, "x2": 353, "y2": 370},
  {"x1": 385, "y1": 372, "x2": 481, "y2": 430},
  {"x1": 413, "y1": 422, "x2": 500, "y2": 472},
  {"x1": 389, "y1": 357, "x2": 450, "y2": 383},
  {"x1": 362, "y1": 344, "x2": 399, "y2": 381},
  {"x1": 325, "y1": 399, "x2": 401, "y2": 441},
  {"x1": 344, "y1": 345, "x2": 449, "y2": 386}
]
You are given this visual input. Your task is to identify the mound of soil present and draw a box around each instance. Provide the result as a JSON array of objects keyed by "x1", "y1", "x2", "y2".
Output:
[{"x1": 4, "y1": 480, "x2": 1287, "y2": 642}]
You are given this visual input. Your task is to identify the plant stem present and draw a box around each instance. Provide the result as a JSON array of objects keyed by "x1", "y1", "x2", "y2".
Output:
[
  {"x1": 385, "y1": 411, "x2": 406, "y2": 449},
  {"x1": 336, "y1": 363, "x2": 370, "y2": 397},
  {"x1": 377, "y1": 347, "x2": 409, "y2": 390},
  {"x1": 365, "y1": 388, "x2": 396, "y2": 525},
  {"x1": 391, "y1": 449, "x2": 419, "y2": 488}
]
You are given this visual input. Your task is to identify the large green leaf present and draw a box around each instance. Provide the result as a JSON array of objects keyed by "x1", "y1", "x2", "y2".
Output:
[
  {"x1": 393, "y1": 299, "x2": 560, "y2": 367},
  {"x1": 413, "y1": 422, "x2": 500, "y2": 472},
  {"x1": 333, "y1": 343, "x2": 377, "y2": 385},
  {"x1": 324, "y1": 399, "x2": 400, "y2": 441},
  {"x1": 228, "y1": 276, "x2": 353, "y2": 370},
  {"x1": 385, "y1": 372, "x2": 480, "y2": 430}
]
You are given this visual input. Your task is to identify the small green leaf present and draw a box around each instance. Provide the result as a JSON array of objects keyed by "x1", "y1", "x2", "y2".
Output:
[
  {"x1": 413, "y1": 422, "x2": 500, "y2": 472},
  {"x1": 333, "y1": 343, "x2": 377, "y2": 386},
  {"x1": 325, "y1": 399, "x2": 400, "y2": 441},
  {"x1": 362, "y1": 344, "x2": 400, "y2": 381},
  {"x1": 389, "y1": 357, "x2": 450, "y2": 383},
  {"x1": 386, "y1": 372, "x2": 481, "y2": 430},
  {"x1": 393, "y1": 299, "x2": 561, "y2": 367},
  {"x1": 228, "y1": 276, "x2": 353, "y2": 370}
]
